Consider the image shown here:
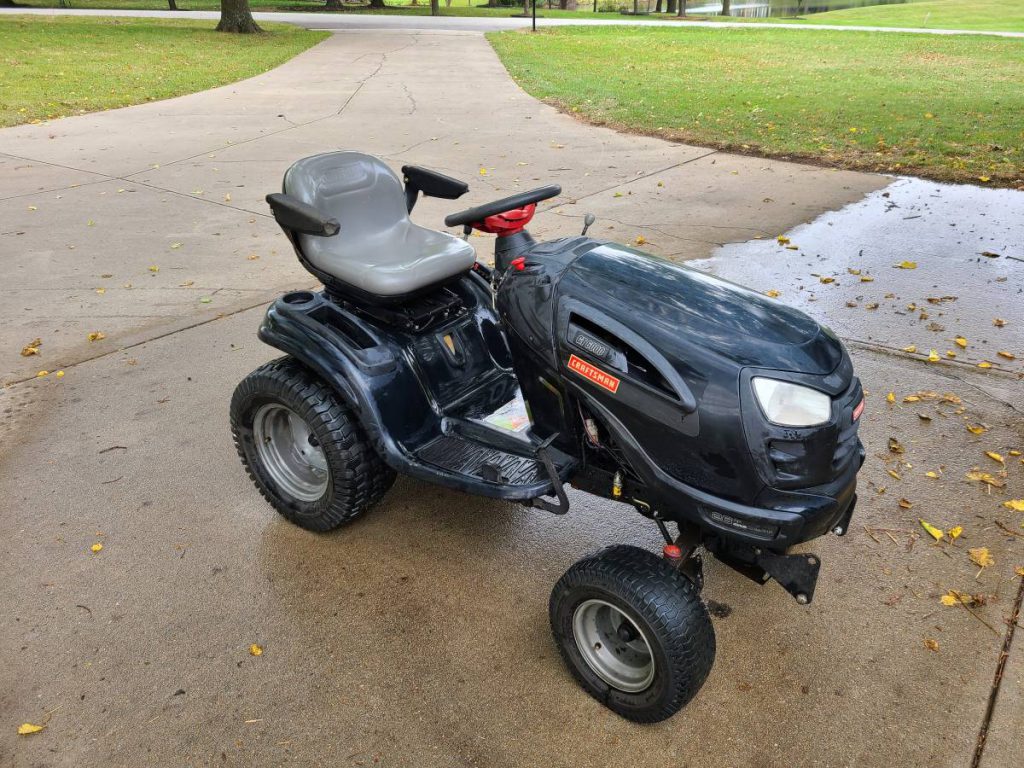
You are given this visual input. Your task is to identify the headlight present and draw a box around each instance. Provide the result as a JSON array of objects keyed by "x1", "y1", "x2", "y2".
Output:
[{"x1": 752, "y1": 377, "x2": 831, "y2": 427}]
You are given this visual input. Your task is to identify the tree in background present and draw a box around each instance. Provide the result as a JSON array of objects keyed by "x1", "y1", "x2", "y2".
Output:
[
  {"x1": 720, "y1": 0, "x2": 730, "y2": 15},
  {"x1": 218, "y1": 0, "x2": 261, "y2": 32}
]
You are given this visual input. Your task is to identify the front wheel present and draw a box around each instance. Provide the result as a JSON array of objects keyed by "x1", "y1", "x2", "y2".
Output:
[
  {"x1": 549, "y1": 545, "x2": 715, "y2": 723},
  {"x1": 230, "y1": 357, "x2": 395, "y2": 531}
]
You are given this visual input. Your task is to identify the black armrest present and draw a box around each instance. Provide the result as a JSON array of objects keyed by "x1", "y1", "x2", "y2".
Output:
[
  {"x1": 401, "y1": 165, "x2": 469, "y2": 212},
  {"x1": 266, "y1": 193, "x2": 340, "y2": 237}
]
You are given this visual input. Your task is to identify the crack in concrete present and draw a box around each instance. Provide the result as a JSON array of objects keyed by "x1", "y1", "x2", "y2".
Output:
[
  {"x1": 971, "y1": 575, "x2": 1024, "y2": 768},
  {"x1": 546, "y1": 150, "x2": 719, "y2": 213}
]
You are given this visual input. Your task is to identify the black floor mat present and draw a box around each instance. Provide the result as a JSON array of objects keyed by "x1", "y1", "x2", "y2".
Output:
[{"x1": 416, "y1": 435, "x2": 545, "y2": 486}]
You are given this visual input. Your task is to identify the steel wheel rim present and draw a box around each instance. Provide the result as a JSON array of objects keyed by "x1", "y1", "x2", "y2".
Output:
[
  {"x1": 572, "y1": 598, "x2": 656, "y2": 693},
  {"x1": 252, "y1": 404, "x2": 329, "y2": 502}
]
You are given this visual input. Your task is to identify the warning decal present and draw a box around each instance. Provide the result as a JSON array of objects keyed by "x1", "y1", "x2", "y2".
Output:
[{"x1": 567, "y1": 354, "x2": 620, "y2": 394}]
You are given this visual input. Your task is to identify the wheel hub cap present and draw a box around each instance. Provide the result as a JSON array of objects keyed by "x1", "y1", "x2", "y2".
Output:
[
  {"x1": 572, "y1": 599, "x2": 655, "y2": 693},
  {"x1": 252, "y1": 404, "x2": 329, "y2": 502}
]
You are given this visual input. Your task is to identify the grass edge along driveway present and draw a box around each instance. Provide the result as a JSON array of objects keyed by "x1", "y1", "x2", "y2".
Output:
[
  {"x1": 488, "y1": 26, "x2": 1024, "y2": 188},
  {"x1": 0, "y1": 15, "x2": 328, "y2": 128}
]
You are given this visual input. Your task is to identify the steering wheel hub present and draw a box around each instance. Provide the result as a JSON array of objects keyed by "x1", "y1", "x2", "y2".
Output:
[{"x1": 471, "y1": 204, "x2": 536, "y2": 236}]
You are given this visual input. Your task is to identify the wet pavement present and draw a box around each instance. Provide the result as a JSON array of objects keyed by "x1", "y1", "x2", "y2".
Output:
[
  {"x1": 2, "y1": 28, "x2": 1023, "y2": 768},
  {"x1": 697, "y1": 177, "x2": 1023, "y2": 371}
]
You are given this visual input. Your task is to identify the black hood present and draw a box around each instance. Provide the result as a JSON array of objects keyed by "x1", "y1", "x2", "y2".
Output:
[{"x1": 567, "y1": 244, "x2": 843, "y2": 376}]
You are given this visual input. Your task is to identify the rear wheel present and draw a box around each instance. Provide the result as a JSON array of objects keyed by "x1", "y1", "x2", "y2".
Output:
[
  {"x1": 549, "y1": 545, "x2": 715, "y2": 723},
  {"x1": 230, "y1": 357, "x2": 395, "y2": 531}
]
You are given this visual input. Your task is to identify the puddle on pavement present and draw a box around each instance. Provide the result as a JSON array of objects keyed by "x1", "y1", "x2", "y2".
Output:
[{"x1": 693, "y1": 177, "x2": 1023, "y2": 370}]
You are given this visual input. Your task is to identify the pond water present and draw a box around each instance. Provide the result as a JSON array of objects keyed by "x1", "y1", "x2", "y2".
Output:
[{"x1": 684, "y1": 0, "x2": 909, "y2": 18}]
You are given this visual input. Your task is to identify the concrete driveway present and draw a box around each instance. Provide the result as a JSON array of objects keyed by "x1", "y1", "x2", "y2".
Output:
[{"x1": 2, "y1": 29, "x2": 1021, "y2": 768}]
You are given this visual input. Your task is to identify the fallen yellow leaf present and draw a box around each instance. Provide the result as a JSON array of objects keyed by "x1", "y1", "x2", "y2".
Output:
[
  {"x1": 977, "y1": 362, "x2": 992, "y2": 369},
  {"x1": 895, "y1": 261, "x2": 917, "y2": 269},
  {"x1": 777, "y1": 235, "x2": 790, "y2": 245},
  {"x1": 940, "y1": 592, "x2": 960, "y2": 607},
  {"x1": 898, "y1": 498, "x2": 913, "y2": 509},
  {"x1": 985, "y1": 451, "x2": 1004, "y2": 464},
  {"x1": 919, "y1": 519, "x2": 943, "y2": 541},
  {"x1": 903, "y1": 345, "x2": 917, "y2": 353},
  {"x1": 967, "y1": 425, "x2": 987, "y2": 435},
  {"x1": 925, "y1": 471, "x2": 939, "y2": 479},
  {"x1": 996, "y1": 351, "x2": 1016, "y2": 360},
  {"x1": 819, "y1": 276, "x2": 835, "y2": 284},
  {"x1": 1003, "y1": 500, "x2": 1024, "y2": 512},
  {"x1": 21, "y1": 338, "x2": 42, "y2": 357},
  {"x1": 36, "y1": 370, "x2": 48, "y2": 378},
  {"x1": 888, "y1": 469, "x2": 902, "y2": 480},
  {"x1": 886, "y1": 392, "x2": 896, "y2": 404},
  {"x1": 954, "y1": 337, "x2": 967, "y2": 348},
  {"x1": 924, "y1": 638, "x2": 939, "y2": 652},
  {"x1": 249, "y1": 644, "x2": 263, "y2": 657},
  {"x1": 948, "y1": 526, "x2": 963, "y2": 540},
  {"x1": 927, "y1": 350, "x2": 940, "y2": 362},
  {"x1": 87, "y1": 332, "x2": 105, "y2": 342},
  {"x1": 965, "y1": 470, "x2": 1005, "y2": 488},
  {"x1": 764, "y1": 289, "x2": 781, "y2": 298},
  {"x1": 968, "y1": 547, "x2": 994, "y2": 568},
  {"x1": 993, "y1": 318, "x2": 1006, "y2": 328},
  {"x1": 17, "y1": 723, "x2": 45, "y2": 736},
  {"x1": 90, "y1": 542, "x2": 103, "y2": 553},
  {"x1": 635, "y1": 235, "x2": 647, "y2": 246}
]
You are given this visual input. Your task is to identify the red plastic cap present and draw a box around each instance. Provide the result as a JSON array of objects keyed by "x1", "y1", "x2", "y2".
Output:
[
  {"x1": 662, "y1": 544, "x2": 683, "y2": 560},
  {"x1": 510, "y1": 257, "x2": 526, "y2": 272},
  {"x1": 470, "y1": 203, "x2": 537, "y2": 236}
]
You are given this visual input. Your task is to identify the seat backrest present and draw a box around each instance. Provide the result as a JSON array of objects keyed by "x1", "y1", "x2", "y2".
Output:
[{"x1": 283, "y1": 151, "x2": 409, "y2": 259}]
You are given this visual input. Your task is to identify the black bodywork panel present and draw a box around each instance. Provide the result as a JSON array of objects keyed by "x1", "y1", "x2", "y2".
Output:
[{"x1": 258, "y1": 234, "x2": 862, "y2": 553}]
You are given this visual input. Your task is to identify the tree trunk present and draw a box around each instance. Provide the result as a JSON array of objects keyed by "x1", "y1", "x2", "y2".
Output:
[
  {"x1": 523, "y1": 0, "x2": 529, "y2": 14},
  {"x1": 430, "y1": 0, "x2": 439, "y2": 13},
  {"x1": 325, "y1": 0, "x2": 342, "y2": 8},
  {"x1": 217, "y1": 0, "x2": 261, "y2": 32},
  {"x1": 666, "y1": 0, "x2": 676, "y2": 11},
  {"x1": 368, "y1": 0, "x2": 387, "y2": 7},
  {"x1": 167, "y1": 0, "x2": 178, "y2": 9},
  {"x1": 654, "y1": 0, "x2": 661, "y2": 12},
  {"x1": 677, "y1": 0, "x2": 685, "y2": 15},
  {"x1": 720, "y1": 0, "x2": 729, "y2": 16}
]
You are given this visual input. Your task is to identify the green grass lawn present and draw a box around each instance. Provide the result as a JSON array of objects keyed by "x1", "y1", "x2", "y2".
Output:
[
  {"x1": 792, "y1": 0, "x2": 1024, "y2": 33},
  {"x1": 0, "y1": 15, "x2": 327, "y2": 127},
  {"x1": 489, "y1": 26, "x2": 1023, "y2": 186}
]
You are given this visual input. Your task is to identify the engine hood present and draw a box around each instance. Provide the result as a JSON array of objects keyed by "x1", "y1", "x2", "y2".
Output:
[{"x1": 565, "y1": 244, "x2": 843, "y2": 376}]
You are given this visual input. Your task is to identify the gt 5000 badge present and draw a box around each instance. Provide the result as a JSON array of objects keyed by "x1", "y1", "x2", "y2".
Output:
[{"x1": 567, "y1": 354, "x2": 620, "y2": 394}]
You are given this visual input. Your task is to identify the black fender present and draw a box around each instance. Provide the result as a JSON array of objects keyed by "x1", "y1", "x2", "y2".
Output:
[{"x1": 255, "y1": 290, "x2": 565, "y2": 500}]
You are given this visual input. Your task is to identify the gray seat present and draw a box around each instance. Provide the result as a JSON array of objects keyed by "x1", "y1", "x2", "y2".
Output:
[{"x1": 283, "y1": 151, "x2": 477, "y2": 297}]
